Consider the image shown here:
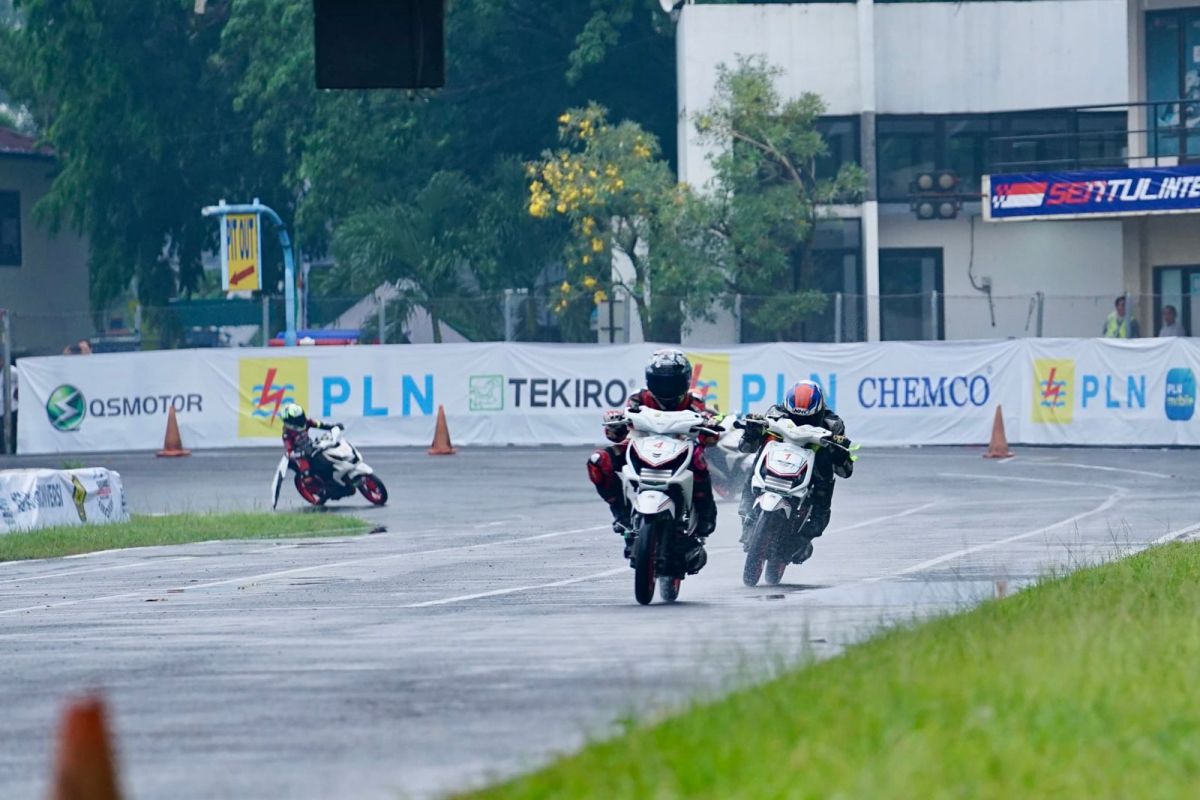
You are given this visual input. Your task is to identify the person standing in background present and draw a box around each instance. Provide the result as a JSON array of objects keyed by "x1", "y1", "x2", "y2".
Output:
[
  {"x1": 1158, "y1": 305, "x2": 1187, "y2": 337},
  {"x1": 1103, "y1": 296, "x2": 1140, "y2": 338}
]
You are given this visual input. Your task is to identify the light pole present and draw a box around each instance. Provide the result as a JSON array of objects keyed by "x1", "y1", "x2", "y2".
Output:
[{"x1": 201, "y1": 199, "x2": 299, "y2": 347}]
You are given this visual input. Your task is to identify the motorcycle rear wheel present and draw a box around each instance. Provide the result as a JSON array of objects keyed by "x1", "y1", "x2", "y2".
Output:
[
  {"x1": 633, "y1": 519, "x2": 658, "y2": 606},
  {"x1": 742, "y1": 512, "x2": 773, "y2": 587},
  {"x1": 355, "y1": 474, "x2": 388, "y2": 506}
]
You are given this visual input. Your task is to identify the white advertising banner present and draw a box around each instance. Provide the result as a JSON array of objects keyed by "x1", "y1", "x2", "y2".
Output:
[
  {"x1": 14, "y1": 339, "x2": 1200, "y2": 454},
  {"x1": 0, "y1": 468, "x2": 130, "y2": 534}
]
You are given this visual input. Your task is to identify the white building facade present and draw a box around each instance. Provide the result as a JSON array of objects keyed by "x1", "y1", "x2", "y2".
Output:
[{"x1": 675, "y1": 0, "x2": 1200, "y2": 342}]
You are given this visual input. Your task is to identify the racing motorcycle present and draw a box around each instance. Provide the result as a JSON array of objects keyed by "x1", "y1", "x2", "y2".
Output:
[
  {"x1": 619, "y1": 407, "x2": 722, "y2": 605},
  {"x1": 271, "y1": 426, "x2": 388, "y2": 509},
  {"x1": 739, "y1": 418, "x2": 845, "y2": 587}
]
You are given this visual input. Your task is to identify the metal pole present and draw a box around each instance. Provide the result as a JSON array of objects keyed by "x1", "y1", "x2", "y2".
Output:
[
  {"x1": 607, "y1": 288, "x2": 615, "y2": 344},
  {"x1": 503, "y1": 289, "x2": 514, "y2": 342},
  {"x1": 735, "y1": 294, "x2": 743, "y2": 344},
  {"x1": 1124, "y1": 291, "x2": 1134, "y2": 337},
  {"x1": 202, "y1": 200, "x2": 298, "y2": 346},
  {"x1": 377, "y1": 293, "x2": 387, "y2": 345},
  {"x1": 2, "y1": 310, "x2": 11, "y2": 454},
  {"x1": 930, "y1": 290, "x2": 940, "y2": 340},
  {"x1": 1036, "y1": 291, "x2": 1045, "y2": 337},
  {"x1": 834, "y1": 292, "x2": 843, "y2": 344},
  {"x1": 261, "y1": 295, "x2": 269, "y2": 347}
]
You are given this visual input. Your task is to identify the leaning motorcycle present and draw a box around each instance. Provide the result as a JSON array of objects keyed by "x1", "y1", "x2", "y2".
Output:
[
  {"x1": 619, "y1": 408, "x2": 720, "y2": 605},
  {"x1": 739, "y1": 419, "x2": 846, "y2": 587},
  {"x1": 271, "y1": 426, "x2": 388, "y2": 509},
  {"x1": 706, "y1": 414, "x2": 754, "y2": 501}
]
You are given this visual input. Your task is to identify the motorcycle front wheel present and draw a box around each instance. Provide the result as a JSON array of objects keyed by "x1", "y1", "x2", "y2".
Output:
[
  {"x1": 658, "y1": 574, "x2": 681, "y2": 603},
  {"x1": 355, "y1": 474, "x2": 388, "y2": 506},
  {"x1": 742, "y1": 511, "x2": 777, "y2": 587},
  {"x1": 633, "y1": 518, "x2": 659, "y2": 606}
]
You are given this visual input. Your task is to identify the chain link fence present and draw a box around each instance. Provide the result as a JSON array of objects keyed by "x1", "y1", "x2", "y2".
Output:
[{"x1": 0, "y1": 292, "x2": 1189, "y2": 358}]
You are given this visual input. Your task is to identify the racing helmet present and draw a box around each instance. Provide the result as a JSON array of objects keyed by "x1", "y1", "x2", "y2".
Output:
[
  {"x1": 280, "y1": 402, "x2": 307, "y2": 430},
  {"x1": 784, "y1": 380, "x2": 825, "y2": 421},
  {"x1": 602, "y1": 409, "x2": 629, "y2": 443},
  {"x1": 645, "y1": 349, "x2": 692, "y2": 410}
]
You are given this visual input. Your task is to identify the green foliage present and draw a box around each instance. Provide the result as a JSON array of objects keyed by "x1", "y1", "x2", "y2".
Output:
[
  {"x1": 529, "y1": 105, "x2": 724, "y2": 342},
  {"x1": 695, "y1": 57, "x2": 867, "y2": 341},
  {"x1": 0, "y1": 511, "x2": 370, "y2": 562}
]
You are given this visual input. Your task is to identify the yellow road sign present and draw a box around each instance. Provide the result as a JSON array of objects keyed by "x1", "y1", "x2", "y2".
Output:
[{"x1": 223, "y1": 213, "x2": 261, "y2": 292}]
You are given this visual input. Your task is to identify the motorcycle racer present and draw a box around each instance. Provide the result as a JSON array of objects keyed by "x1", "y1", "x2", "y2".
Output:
[
  {"x1": 280, "y1": 403, "x2": 340, "y2": 479},
  {"x1": 737, "y1": 380, "x2": 852, "y2": 560},
  {"x1": 587, "y1": 349, "x2": 720, "y2": 556}
]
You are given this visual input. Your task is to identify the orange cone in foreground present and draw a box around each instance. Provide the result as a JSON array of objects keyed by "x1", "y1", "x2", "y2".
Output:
[
  {"x1": 428, "y1": 405, "x2": 457, "y2": 455},
  {"x1": 983, "y1": 405, "x2": 1014, "y2": 459},
  {"x1": 49, "y1": 697, "x2": 122, "y2": 800},
  {"x1": 156, "y1": 406, "x2": 191, "y2": 458}
]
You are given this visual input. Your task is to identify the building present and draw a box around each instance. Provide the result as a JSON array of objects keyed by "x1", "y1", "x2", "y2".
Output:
[
  {"x1": 0, "y1": 127, "x2": 91, "y2": 355},
  {"x1": 675, "y1": 0, "x2": 1200, "y2": 343}
]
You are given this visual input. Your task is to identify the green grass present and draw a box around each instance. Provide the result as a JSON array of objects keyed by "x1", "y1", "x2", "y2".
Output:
[
  {"x1": 463, "y1": 542, "x2": 1200, "y2": 799},
  {"x1": 0, "y1": 512, "x2": 372, "y2": 562}
]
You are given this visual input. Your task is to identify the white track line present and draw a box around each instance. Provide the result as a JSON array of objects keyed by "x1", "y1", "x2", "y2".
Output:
[
  {"x1": 0, "y1": 557, "x2": 197, "y2": 586},
  {"x1": 402, "y1": 567, "x2": 628, "y2": 608},
  {"x1": 861, "y1": 491, "x2": 1124, "y2": 584},
  {"x1": 828, "y1": 502, "x2": 938, "y2": 534},
  {"x1": 0, "y1": 524, "x2": 607, "y2": 617},
  {"x1": 1029, "y1": 462, "x2": 1174, "y2": 480}
]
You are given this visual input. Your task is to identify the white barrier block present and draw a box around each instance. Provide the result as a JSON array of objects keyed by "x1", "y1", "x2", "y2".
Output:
[{"x1": 0, "y1": 468, "x2": 130, "y2": 534}]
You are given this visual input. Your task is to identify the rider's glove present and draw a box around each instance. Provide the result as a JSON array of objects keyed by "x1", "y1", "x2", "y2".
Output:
[{"x1": 829, "y1": 434, "x2": 850, "y2": 447}]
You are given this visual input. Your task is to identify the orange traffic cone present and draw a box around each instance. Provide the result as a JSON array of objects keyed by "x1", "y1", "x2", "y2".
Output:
[
  {"x1": 156, "y1": 406, "x2": 191, "y2": 457},
  {"x1": 428, "y1": 405, "x2": 457, "y2": 455},
  {"x1": 983, "y1": 405, "x2": 1014, "y2": 459},
  {"x1": 49, "y1": 696, "x2": 123, "y2": 800}
]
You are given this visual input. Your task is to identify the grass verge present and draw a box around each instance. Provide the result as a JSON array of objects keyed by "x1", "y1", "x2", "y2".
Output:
[
  {"x1": 0, "y1": 512, "x2": 371, "y2": 562},
  {"x1": 462, "y1": 542, "x2": 1200, "y2": 799}
]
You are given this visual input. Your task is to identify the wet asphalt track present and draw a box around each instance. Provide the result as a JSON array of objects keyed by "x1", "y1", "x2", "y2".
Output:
[{"x1": 0, "y1": 445, "x2": 1198, "y2": 798}]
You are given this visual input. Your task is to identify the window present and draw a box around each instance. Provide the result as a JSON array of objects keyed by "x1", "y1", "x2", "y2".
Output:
[
  {"x1": 878, "y1": 112, "x2": 1126, "y2": 201},
  {"x1": 814, "y1": 117, "x2": 860, "y2": 182},
  {"x1": 1146, "y1": 9, "x2": 1200, "y2": 158},
  {"x1": 879, "y1": 248, "x2": 943, "y2": 341},
  {"x1": 0, "y1": 192, "x2": 20, "y2": 267},
  {"x1": 877, "y1": 119, "x2": 936, "y2": 201}
]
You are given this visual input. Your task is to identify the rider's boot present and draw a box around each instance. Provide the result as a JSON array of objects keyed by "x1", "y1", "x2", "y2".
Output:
[
  {"x1": 684, "y1": 494, "x2": 717, "y2": 574},
  {"x1": 793, "y1": 485, "x2": 833, "y2": 564},
  {"x1": 609, "y1": 503, "x2": 635, "y2": 559}
]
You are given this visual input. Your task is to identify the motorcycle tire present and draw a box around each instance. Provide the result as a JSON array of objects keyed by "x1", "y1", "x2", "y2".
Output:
[
  {"x1": 355, "y1": 474, "x2": 388, "y2": 506},
  {"x1": 633, "y1": 519, "x2": 658, "y2": 606},
  {"x1": 764, "y1": 560, "x2": 787, "y2": 586},
  {"x1": 742, "y1": 512, "x2": 774, "y2": 587},
  {"x1": 294, "y1": 474, "x2": 328, "y2": 506},
  {"x1": 658, "y1": 575, "x2": 681, "y2": 603}
]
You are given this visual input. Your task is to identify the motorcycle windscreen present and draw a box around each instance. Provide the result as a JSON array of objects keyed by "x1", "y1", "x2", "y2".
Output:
[
  {"x1": 631, "y1": 435, "x2": 688, "y2": 468},
  {"x1": 764, "y1": 443, "x2": 809, "y2": 479}
]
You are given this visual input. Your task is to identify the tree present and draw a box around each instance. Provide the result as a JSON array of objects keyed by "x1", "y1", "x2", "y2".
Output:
[
  {"x1": 528, "y1": 104, "x2": 723, "y2": 342},
  {"x1": 695, "y1": 57, "x2": 866, "y2": 341},
  {"x1": 331, "y1": 172, "x2": 493, "y2": 343}
]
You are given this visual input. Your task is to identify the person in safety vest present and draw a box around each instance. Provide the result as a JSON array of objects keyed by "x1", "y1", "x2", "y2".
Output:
[{"x1": 1103, "y1": 296, "x2": 1140, "y2": 338}]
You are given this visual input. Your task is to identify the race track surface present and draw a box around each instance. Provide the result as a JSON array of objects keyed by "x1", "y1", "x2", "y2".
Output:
[{"x1": 0, "y1": 445, "x2": 1197, "y2": 798}]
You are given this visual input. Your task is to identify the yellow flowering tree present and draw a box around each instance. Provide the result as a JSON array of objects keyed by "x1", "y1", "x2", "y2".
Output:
[{"x1": 528, "y1": 104, "x2": 724, "y2": 342}]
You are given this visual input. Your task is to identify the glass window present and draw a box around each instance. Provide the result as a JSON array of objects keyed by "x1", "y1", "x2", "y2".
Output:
[
  {"x1": 877, "y1": 119, "x2": 936, "y2": 201},
  {"x1": 994, "y1": 114, "x2": 1071, "y2": 171},
  {"x1": 1077, "y1": 112, "x2": 1127, "y2": 168},
  {"x1": 814, "y1": 117, "x2": 860, "y2": 182},
  {"x1": 944, "y1": 118, "x2": 990, "y2": 194},
  {"x1": 0, "y1": 192, "x2": 20, "y2": 267},
  {"x1": 879, "y1": 248, "x2": 943, "y2": 341}
]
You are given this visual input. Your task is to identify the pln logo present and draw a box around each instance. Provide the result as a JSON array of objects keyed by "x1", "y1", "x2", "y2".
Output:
[
  {"x1": 686, "y1": 352, "x2": 730, "y2": 412},
  {"x1": 238, "y1": 358, "x2": 308, "y2": 438},
  {"x1": 1032, "y1": 359, "x2": 1074, "y2": 424},
  {"x1": 1165, "y1": 368, "x2": 1196, "y2": 422}
]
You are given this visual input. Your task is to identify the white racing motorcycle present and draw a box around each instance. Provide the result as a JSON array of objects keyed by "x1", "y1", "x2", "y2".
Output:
[
  {"x1": 271, "y1": 426, "x2": 388, "y2": 509},
  {"x1": 619, "y1": 407, "x2": 721, "y2": 605},
  {"x1": 739, "y1": 418, "x2": 844, "y2": 586}
]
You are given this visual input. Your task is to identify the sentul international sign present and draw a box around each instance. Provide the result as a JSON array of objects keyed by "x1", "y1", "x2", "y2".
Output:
[{"x1": 984, "y1": 164, "x2": 1200, "y2": 222}]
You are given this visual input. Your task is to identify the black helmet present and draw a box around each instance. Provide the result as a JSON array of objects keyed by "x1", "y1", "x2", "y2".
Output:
[
  {"x1": 280, "y1": 402, "x2": 307, "y2": 430},
  {"x1": 645, "y1": 349, "x2": 692, "y2": 410}
]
